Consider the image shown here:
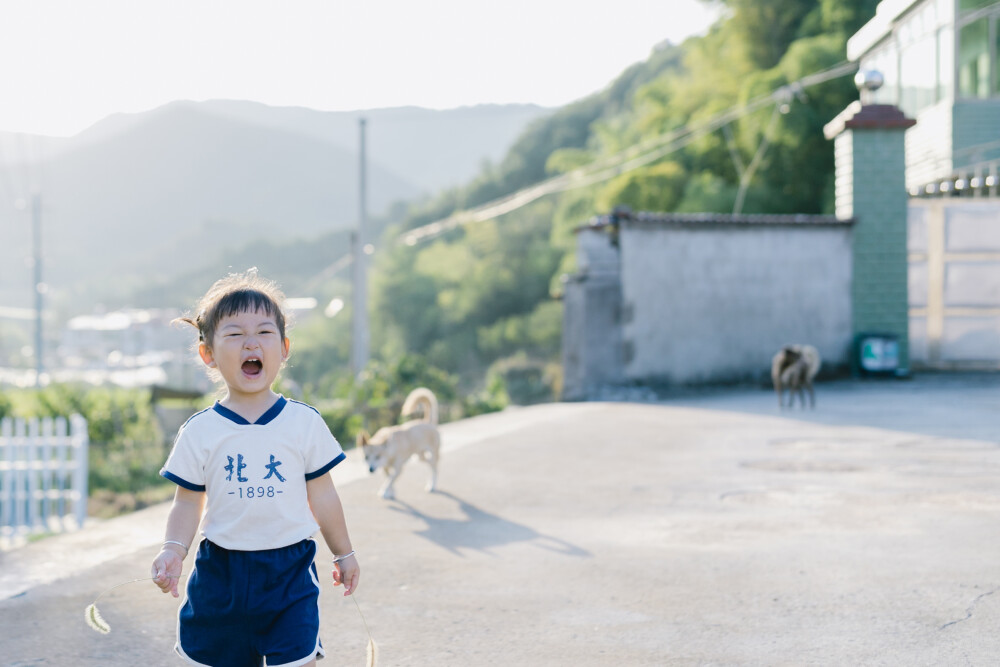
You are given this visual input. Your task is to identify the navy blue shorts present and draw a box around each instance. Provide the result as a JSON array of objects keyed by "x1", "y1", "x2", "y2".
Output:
[{"x1": 176, "y1": 539, "x2": 324, "y2": 667}]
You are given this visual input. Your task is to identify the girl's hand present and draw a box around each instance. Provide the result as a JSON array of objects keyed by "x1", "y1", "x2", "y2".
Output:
[
  {"x1": 332, "y1": 555, "x2": 360, "y2": 596},
  {"x1": 151, "y1": 548, "x2": 184, "y2": 598}
]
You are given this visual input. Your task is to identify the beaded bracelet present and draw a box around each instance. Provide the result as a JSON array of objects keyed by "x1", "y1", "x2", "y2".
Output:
[{"x1": 332, "y1": 550, "x2": 356, "y2": 564}]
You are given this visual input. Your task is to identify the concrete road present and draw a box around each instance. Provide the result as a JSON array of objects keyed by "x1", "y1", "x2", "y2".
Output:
[{"x1": 2, "y1": 375, "x2": 999, "y2": 666}]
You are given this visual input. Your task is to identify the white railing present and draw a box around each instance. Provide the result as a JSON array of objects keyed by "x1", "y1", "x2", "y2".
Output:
[{"x1": 0, "y1": 415, "x2": 89, "y2": 547}]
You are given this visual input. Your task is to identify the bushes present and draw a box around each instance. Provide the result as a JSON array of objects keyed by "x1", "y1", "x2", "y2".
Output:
[
  {"x1": 5, "y1": 384, "x2": 173, "y2": 518},
  {"x1": 0, "y1": 353, "x2": 514, "y2": 518},
  {"x1": 307, "y1": 354, "x2": 510, "y2": 445},
  {"x1": 486, "y1": 354, "x2": 561, "y2": 406}
]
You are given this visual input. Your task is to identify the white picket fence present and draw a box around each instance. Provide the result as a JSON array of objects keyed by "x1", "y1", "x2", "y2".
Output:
[{"x1": 0, "y1": 415, "x2": 89, "y2": 547}]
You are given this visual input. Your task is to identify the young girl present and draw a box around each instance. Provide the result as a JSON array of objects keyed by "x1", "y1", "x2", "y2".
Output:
[{"x1": 151, "y1": 270, "x2": 359, "y2": 667}]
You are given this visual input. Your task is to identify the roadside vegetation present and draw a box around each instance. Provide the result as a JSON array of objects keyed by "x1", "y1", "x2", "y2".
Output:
[{"x1": 1, "y1": 365, "x2": 507, "y2": 519}]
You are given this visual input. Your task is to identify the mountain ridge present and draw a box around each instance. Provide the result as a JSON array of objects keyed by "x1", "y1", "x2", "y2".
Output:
[{"x1": 0, "y1": 100, "x2": 549, "y2": 309}]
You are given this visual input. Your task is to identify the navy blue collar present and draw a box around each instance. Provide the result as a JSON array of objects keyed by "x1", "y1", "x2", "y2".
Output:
[{"x1": 213, "y1": 396, "x2": 287, "y2": 425}]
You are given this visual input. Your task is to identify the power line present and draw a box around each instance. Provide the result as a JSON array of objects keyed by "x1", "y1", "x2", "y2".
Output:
[
  {"x1": 733, "y1": 104, "x2": 783, "y2": 215},
  {"x1": 399, "y1": 60, "x2": 858, "y2": 246},
  {"x1": 308, "y1": 60, "x2": 860, "y2": 283},
  {"x1": 302, "y1": 253, "x2": 353, "y2": 292}
]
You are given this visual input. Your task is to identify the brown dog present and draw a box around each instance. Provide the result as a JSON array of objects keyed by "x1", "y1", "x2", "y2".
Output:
[{"x1": 771, "y1": 345, "x2": 821, "y2": 408}]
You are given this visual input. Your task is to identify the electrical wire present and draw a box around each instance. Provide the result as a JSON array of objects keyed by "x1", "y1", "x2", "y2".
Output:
[
  {"x1": 299, "y1": 60, "x2": 861, "y2": 282},
  {"x1": 398, "y1": 60, "x2": 859, "y2": 246}
]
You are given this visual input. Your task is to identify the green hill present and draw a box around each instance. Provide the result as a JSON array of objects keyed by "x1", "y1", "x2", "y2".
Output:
[
  {"x1": 343, "y1": 0, "x2": 880, "y2": 400},
  {"x1": 0, "y1": 101, "x2": 549, "y2": 311}
]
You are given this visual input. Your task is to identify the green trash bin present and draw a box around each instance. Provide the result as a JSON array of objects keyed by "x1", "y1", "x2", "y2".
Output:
[{"x1": 854, "y1": 333, "x2": 899, "y2": 376}]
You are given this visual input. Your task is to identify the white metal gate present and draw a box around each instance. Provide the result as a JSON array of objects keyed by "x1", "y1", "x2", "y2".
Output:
[
  {"x1": 909, "y1": 199, "x2": 1000, "y2": 369},
  {"x1": 0, "y1": 415, "x2": 89, "y2": 547}
]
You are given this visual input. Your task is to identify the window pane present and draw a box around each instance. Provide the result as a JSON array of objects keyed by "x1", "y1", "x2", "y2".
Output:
[
  {"x1": 862, "y1": 46, "x2": 899, "y2": 105},
  {"x1": 960, "y1": 0, "x2": 998, "y2": 11},
  {"x1": 959, "y1": 18, "x2": 990, "y2": 97},
  {"x1": 938, "y1": 0, "x2": 955, "y2": 26},
  {"x1": 996, "y1": 16, "x2": 1000, "y2": 94},
  {"x1": 902, "y1": 35, "x2": 940, "y2": 112},
  {"x1": 939, "y1": 26, "x2": 954, "y2": 99}
]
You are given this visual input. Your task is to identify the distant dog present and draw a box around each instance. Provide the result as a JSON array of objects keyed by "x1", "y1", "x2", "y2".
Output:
[
  {"x1": 771, "y1": 345, "x2": 821, "y2": 408},
  {"x1": 358, "y1": 387, "x2": 440, "y2": 499}
]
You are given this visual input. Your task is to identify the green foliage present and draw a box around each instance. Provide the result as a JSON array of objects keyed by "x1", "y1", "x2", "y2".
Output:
[
  {"x1": 0, "y1": 391, "x2": 12, "y2": 420},
  {"x1": 395, "y1": 42, "x2": 687, "y2": 237},
  {"x1": 486, "y1": 354, "x2": 561, "y2": 406},
  {"x1": 728, "y1": 32, "x2": 858, "y2": 214},
  {"x1": 373, "y1": 203, "x2": 562, "y2": 380},
  {"x1": 477, "y1": 300, "x2": 563, "y2": 362},
  {"x1": 718, "y1": 0, "x2": 816, "y2": 69},
  {"x1": 285, "y1": 306, "x2": 352, "y2": 391},
  {"x1": 676, "y1": 172, "x2": 738, "y2": 213},
  {"x1": 9, "y1": 384, "x2": 161, "y2": 451},
  {"x1": 460, "y1": 386, "x2": 509, "y2": 418},
  {"x1": 5, "y1": 384, "x2": 171, "y2": 516},
  {"x1": 370, "y1": 243, "x2": 446, "y2": 361},
  {"x1": 546, "y1": 148, "x2": 594, "y2": 175},
  {"x1": 550, "y1": 188, "x2": 598, "y2": 250},
  {"x1": 817, "y1": 0, "x2": 881, "y2": 38},
  {"x1": 597, "y1": 161, "x2": 689, "y2": 213},
  {"x1": 307, "y1": 354, "x2": 503, "y2": 445}
]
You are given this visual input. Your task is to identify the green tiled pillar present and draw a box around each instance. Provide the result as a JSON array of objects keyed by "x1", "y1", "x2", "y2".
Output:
[{"x1": 825, "y1": 103, "x2": 915, "y2": 373}]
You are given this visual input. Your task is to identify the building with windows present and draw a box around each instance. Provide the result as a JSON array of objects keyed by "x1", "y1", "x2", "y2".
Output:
[
  {"x1": 851, "y1": 0, "x2": 1000, "y2": 192},
  {"x1": 849, "y1": 0, "x2": 1000, "y2": 370}
]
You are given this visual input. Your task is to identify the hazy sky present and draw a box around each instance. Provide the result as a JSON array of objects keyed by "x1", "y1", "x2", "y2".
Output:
[{"x1": 0, "y1": 0, "x2": 721, "y2": 137}]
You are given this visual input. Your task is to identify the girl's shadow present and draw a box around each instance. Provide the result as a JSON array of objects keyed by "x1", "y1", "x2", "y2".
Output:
[{"x1": 389, "y1": 490, "x2": 590, "y2": 558}]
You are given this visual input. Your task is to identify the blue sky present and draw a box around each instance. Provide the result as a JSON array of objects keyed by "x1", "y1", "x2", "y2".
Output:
[{"x1": 0, "y1": 0, "x2": 721, "y2": 136}]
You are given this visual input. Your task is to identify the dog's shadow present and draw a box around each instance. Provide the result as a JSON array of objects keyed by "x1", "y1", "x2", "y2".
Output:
[{"x1": 389, "y1": 490, "x2": 590, "y2": 558}]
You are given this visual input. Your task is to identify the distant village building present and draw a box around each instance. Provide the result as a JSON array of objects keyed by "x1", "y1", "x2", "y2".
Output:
[
  {"x1": 563, "y1": 0, "x2": 1000, "y2": 398},
  {"x1": 0, "y1": 297, "x2": 324, "y2": 390},
  {"x1": 56, "y1": 309, "x2": 202, "y2": 389}
]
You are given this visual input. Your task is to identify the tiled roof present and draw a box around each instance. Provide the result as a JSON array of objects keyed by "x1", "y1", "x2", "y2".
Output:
[{"x1": 581, "y1": 211, "x2": 853, "y2": 229}]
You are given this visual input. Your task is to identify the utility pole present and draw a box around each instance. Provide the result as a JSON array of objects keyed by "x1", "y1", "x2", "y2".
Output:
[
  {"x1": 31, "y1": 192, "x2": 43, "y2": 386},
  {"x1": 351, "y1": 117, "x2": 370, "y2": 377}
]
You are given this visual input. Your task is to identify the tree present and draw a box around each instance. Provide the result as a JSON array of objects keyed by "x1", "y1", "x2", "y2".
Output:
[{"x1": 358, "y1": 0, "x2": 881, "y2": 392}]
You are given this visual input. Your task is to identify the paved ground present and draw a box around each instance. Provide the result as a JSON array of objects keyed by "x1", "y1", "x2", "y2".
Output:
[{"x1": 1, "y1": 374, "x2": 999, "y2": 666}]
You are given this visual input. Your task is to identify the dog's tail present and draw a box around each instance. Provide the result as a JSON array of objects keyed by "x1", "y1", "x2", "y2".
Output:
[
  {"x1": 799, "y1": 345, "x2": 822, "y2": 380},
  {"x1": 401, "y1": 387, "x2": 438, "y2": 425},
  {"x1": 780, "y1": 358, "x2": 807, "y2": 386}
]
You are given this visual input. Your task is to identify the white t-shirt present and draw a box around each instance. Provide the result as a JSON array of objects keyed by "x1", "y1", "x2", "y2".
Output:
[{"x1": 160, "y1": 396, "x2": 345, "y2": 551}]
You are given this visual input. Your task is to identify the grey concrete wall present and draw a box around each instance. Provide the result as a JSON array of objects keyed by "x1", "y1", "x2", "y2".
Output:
[
  {"x1": 619, "y1": 222, "x2": 853, "y2": 385},
  {"x1": 561, "y1": 226, "x2": 623, "y2": 400}
]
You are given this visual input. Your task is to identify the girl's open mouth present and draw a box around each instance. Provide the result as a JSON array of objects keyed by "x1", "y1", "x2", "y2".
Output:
[{"x1": 242, "y1": 358, "x2": 263, "y2": 377}]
